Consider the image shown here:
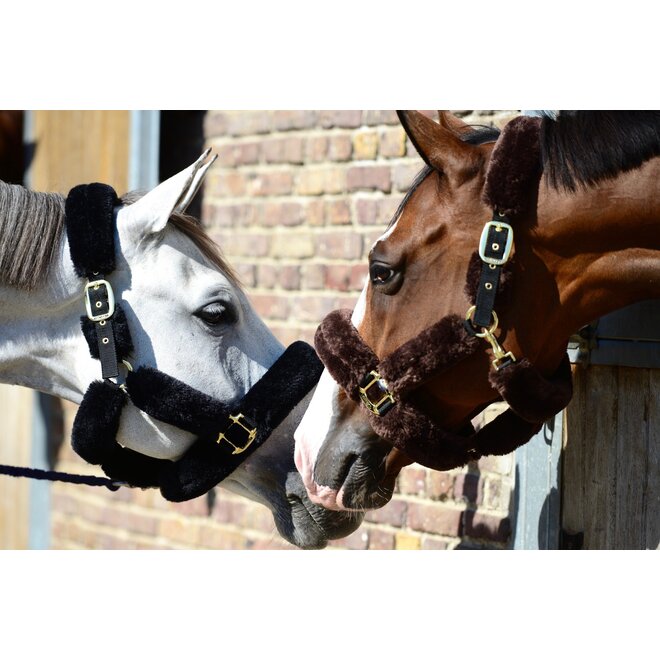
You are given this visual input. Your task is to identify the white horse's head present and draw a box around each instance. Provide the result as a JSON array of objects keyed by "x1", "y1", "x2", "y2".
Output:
[{"x1": 0, "y1": 152, "x2": 363, "y2": 548}]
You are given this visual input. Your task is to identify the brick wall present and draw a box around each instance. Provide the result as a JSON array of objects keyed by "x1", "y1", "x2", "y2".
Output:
[{"x1": 50, "y1": 110, "x2": 518, "y2": 550}]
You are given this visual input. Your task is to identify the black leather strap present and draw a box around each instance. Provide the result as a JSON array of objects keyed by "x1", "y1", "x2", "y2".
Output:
[{"x1": 472, "y1": 217, "x2": 513, "y2": 329}]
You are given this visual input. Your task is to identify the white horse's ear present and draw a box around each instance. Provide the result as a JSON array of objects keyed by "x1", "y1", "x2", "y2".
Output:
[{"x1": 119, "y1": 148, "x2": 217, "y2": 235}]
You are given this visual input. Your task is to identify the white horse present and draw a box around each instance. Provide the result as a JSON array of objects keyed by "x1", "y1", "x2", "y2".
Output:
[{"x1": 0, "y1": 151, "x2": 363, "y2": 548}]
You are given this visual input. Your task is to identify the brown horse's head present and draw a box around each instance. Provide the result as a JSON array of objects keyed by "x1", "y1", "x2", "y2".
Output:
[{"x1": 295, "y1": 110, "x2": 660, "y2": 511}]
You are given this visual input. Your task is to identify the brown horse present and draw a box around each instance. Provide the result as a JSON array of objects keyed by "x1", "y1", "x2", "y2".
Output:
[{"x1": 294, "y1": 110, "x2": 660, "y2": 511}]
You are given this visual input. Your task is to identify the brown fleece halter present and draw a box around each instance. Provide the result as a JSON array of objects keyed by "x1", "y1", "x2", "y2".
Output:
[{"x1": 314, "y1": 117, "x2": 574, "y2": 471}]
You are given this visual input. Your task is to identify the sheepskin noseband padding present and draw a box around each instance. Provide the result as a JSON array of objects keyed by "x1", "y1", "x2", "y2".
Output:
[{"x1": 314, "y1": 308, "x2": 572, "y2": 471}]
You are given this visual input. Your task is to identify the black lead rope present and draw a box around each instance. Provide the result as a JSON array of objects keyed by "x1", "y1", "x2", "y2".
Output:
[{"x1": 0, "y1": 464, "x2": 122, "y2": 491}]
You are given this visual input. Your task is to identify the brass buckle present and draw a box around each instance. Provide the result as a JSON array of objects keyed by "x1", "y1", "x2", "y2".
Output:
[
  {"x1": 84, "y1": 279, "x2": 116, "y2": 322},
  {"x1": 465, "y1": 306, "x2": 516, "y2": 371},
  {"x1": 358, "y1": 370, "x2": 396, "y2": 416},
  {"x1": 217, "y1": 413, "x2": 257, "y2": 455},
  {"x1": 478, "y1": 220, "x2": 514, "y2": 266}
]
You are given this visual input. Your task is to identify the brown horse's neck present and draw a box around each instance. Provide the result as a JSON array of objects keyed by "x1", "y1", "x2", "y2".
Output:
[{"x1": 513, "y1": 156, "x2": 660, "y2": 370}]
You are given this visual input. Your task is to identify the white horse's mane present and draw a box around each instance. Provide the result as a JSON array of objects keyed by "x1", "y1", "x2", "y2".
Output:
[{"x1": 0, "y1": 182, "x2": 240, "y2": 291}]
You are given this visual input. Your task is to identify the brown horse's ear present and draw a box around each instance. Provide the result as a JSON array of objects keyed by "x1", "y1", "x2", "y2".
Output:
[
  {"x1": 397, "y1": 110, "x2": 481, "y2": 186},
  {"x1": 437, "y1": 110, "x2": 473, "y2": 136}
]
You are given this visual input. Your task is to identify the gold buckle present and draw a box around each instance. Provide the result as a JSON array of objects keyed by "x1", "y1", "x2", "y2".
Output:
[
  {"x1": 465, "y1": 306, "x2": 517, "y2": 371},
  {"x1": 478, "y1": 220, "x2": 514, "y2": 266},
  {"x1": 216, "y1": 413, "x2": 257, "y2": 454},
  {"x1": 84, "y1": 279, "x2": 116, "y2": 321},
  {"x1": 358, "y1": 370, "x2": 396, "y2": 416}
]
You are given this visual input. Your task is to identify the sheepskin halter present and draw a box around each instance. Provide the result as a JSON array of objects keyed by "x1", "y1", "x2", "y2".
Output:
[
  {"x1": 314, "y1": 116, "x2": 574, "y2": 471},
  {"x1": 66, "y1": 183, "x2": 323, "y2": 502}
]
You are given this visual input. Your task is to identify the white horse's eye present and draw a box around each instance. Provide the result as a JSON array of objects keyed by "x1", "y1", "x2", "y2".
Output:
[{"x1": 196, "y1": 301, "x2": 235, "y2": 325}]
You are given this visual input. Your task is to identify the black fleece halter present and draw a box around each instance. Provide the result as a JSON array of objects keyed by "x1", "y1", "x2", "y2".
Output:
[
  {"x1": 66, "y1": 184, "x2": 323, "y2": 501},
  {"x1": 313, "y1": 116, "x2": 574, "y2": 471}
]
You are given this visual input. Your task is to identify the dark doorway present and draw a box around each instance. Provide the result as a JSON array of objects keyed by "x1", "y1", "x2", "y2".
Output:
[{"x1": 159, "y1": 111, "x2": 206, "y2": 219}]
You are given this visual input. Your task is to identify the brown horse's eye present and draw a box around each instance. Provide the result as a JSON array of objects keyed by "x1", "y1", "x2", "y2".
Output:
[{"x1": 369, "y1": 263, "x2": 396, "y2": 285}]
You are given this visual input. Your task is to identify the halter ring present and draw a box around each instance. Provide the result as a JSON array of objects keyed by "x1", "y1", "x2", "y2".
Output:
[
  {"x1": 465, "y1": 306, "x2": 516, "y2": 370},
  {"x1": 465, "y1": 306, "x2": 498, "y2": 336}
]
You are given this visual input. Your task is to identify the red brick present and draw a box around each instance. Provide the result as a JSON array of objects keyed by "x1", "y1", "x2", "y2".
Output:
[
  {"x1": 207, "y1": 203, "x2": 257, "y2": 228},
  {"x1": 305, "y1": 199, "x2": 325, "y2": 226},
  {"x1": 262, "y1": 136, "x2": 304, "y2": 164},
  {"x1": 453, "y1": 473, "x2": 483, "y2": 505},
  {"x1": 247, "y1": 171, "x2": 293, "y2": 197},
  {"x1": 215, "y1": 141, "x2": 260, "y2": 167},
  {"x1": 398, "y1": 466, "x2": 428, "y2": 496},
  {"x1": 355, "y1": 197, "x2": 378, "y2": 225},
  {"x1": 324, "y1": 264, "x2": 352, "y2": 292},
  {"x1": 272, "y1": 110, "x2": 317, "y2": 131},
  {"x1": 305, "y1": 135, "x2": 328, "y2": 162},
  {"x1": 392, "y1": 162, "x2": 424, "y2": 192},
  {"x1": 328, "y1": 134, "x2": 353, "y2": 161},
  {"x1": 210, "y1": 171, "x2": 247, "y2": 197},
  {"x1": 477, "y1": 453, "x2": 513, "y2": 475},
  {"x1": 364, "y1": 499, "x2": 407, "y2": 527},
  {"x1": 300, "y1": 264, "x2": 326, "y2": 289},
  {"x1": 379, "y1": 127, "x2": 407, "y2": 157},
  {"x1": 350, "y1": 264, "x2": 368, "y2": 290},
  {"x1": 233, "y1": 262, "x2": 256, "y2": 287},
  {"x1": 315, "y1": 231, "x2": 363, "y2": 259},
  {"x1": 296, "y1": 168, "x2": 346, "y2": 196},
  {"x1": 407, "y1": 502, "x2": 463, "y2": 536},
  {"x1": 347, "y1": 165, "x2": 391, "y2": 192},
  {"x1": 270, "y1": 233, "x2": 315, "y2": 258},
  {"x1": 289, "y1": 295, "x2": 349, "y2": 323},
  {"x1": 353, "y1": 130, "x2": 379, "y2": 160},
  {"x1": 421, "y1": 537, "x2": 450, "y2": 550},
  {"x1": 483, "y1": 477, "x2": 511, "y2": 512},
  {"x1": 319, "y1": 110, "x2": 363, "y2": 128},
  {"x1": 226, "y1": 111, "x2": 271, "y2": 136},
  {"x1": 204, "y1": 112, "x2": 229, "y2": 137},
  {"x1": 428, "y1": 471, "x2": 454, "y2": 500},
  {"x1": 256, "y1": 264, "x2": 278, "y2": 289},
  {"x1": 325, "y1": 199, "x2": 351, "y2": 225},
  {"x1": 368, "y1": 529, "x2": 396, "y2": 550},
  {"x1": 364, "y1": 110, "x2": 399, "y2": 126},
  {"x1": 462, "y1": 510, "x2": 511, "y2": 543},
  {"x1": 159, "y1": 516, "x2": 201, "y2": 545},
  {"x1": 199, "y1": 525, "x2": 250, "y2": 549},
  {"x1": 212, "y1": 231, "x2": 270, "y2": 257},
  {"x1": 250, "y1": 294, "x2": 290, "y2": 320},
  {"x1": 279, "y1": 265, "x2": 300, "y2": 290},
  {"x1": 328, "y1": 527, "x2": 369, "y2": 549},
  {"x1": 262, "y1": 201, "x2": 305, "y2": 227}
]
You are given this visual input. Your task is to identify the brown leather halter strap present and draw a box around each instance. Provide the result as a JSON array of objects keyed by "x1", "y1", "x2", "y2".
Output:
[{"x1": 313, "y1": 116, "x2": 574, "y2": 471}]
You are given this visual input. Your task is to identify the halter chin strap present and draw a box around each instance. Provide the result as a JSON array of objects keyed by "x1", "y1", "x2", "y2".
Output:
[
  {"x1": 65, "y1": 183, "x2": 323, "y2": 501},
  {"x1": 313, "y1": 116, "x2": 574, "y2": 471}
]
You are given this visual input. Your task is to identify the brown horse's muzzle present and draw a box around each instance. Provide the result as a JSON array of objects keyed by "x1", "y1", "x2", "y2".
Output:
[{"x1": 314, "y1": 307, "x2": 573, "y2": 471}]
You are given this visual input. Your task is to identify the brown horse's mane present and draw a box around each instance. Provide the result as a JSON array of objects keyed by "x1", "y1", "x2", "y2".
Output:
[
  {"x1": 540, "y1": 110, "x2": 660, "y2": 192},
  {"x1": 0, "y1": 183, "x2": 238, "y2": 291}
]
